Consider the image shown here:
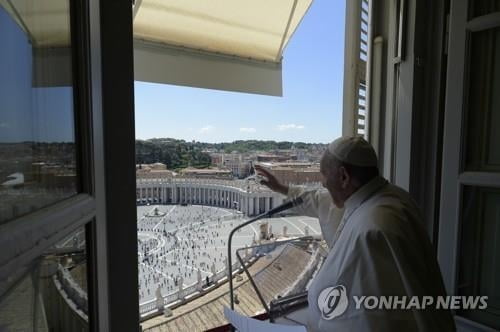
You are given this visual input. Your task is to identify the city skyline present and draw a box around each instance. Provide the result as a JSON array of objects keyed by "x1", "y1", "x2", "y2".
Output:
[{"x1": 135, "y1": 137, "x2": 328, "y2": 144}]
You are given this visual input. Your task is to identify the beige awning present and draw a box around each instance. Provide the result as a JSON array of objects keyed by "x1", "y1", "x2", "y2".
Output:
[
  {"x1": 1, "y1": 0, "x2": 313, "y2": 95},
  {"x1": 132, "y1": 0, "x2": 312, "y2": 96},
  {"x1": 133, "y1": 0, "x2": 312, "y2": 63},
  {"x1": 0, "y1": 0, "x2": 70, "y2": 47},
  {"x1": 133, "y1": 0, "x2": 312, "y2": 96}
]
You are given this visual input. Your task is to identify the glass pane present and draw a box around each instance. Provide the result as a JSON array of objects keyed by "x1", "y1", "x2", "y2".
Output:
[
  {"x1": 0, "y1": 1, "x2": 78, "y2": 225},
  {"x1": 468, "y1": 0, "x2": 500, "y2": 19},
  {"x1": 464, "y1": 27, "x2": 500, "y2": 171},
  {"x1": 0, "y1": 226, "x2": 89, "y2": 331},
  {"x1": 458, "y1": 186, "x2": 500, "y2": 329}
]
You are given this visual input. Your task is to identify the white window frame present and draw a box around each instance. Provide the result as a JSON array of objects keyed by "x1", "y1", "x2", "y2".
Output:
[{"x1": 438, "y1": 0, "x2": 500, "y2": 330}]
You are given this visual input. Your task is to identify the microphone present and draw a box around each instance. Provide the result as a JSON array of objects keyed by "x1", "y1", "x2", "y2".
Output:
[
  {"x1": 227, "y1": 193, "x2": 305, "y2": 313},
  {"x1": 265, "y1": 195, "x2": 304, "y2": 216}
]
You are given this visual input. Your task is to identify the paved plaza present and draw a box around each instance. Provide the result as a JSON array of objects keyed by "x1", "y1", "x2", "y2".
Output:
[{"x1": 137, "y1": 204, "x2": 321, "y2": 305}]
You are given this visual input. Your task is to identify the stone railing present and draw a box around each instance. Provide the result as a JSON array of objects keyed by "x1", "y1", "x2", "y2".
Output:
[
  {"x1": 138, "y1": 253, "x2": 254, "y2": 320},
  {"x1": 54, "y1": 264, "x2": 88, "y2": 319},
  {"x1": 136, "y1": 177, "x2": 272, "y2": 194},
  {"x1": 138, "y1": 239, "x2": 321, "y2": 320}
]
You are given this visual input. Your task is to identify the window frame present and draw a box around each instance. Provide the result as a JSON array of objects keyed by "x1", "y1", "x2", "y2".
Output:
[
  {"x1": 0, "y1": 0, "x2": 94, "y2": 293},
  {"x1": 0, "y1": 0, "x2": 96, "y2": 328},
  {"x1": 438, "y1": 0, "x2": 500, "y2": 330},
  {"x1": 87, "y1": 0, "x2": 139, "y2": 330},
  {"x1": 0, "y1": 0, "x2": 139, "y2": 330}
]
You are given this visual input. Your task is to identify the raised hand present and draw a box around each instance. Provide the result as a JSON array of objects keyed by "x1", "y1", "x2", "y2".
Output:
[{"x1": 254, "y1": 165, "x2": 289, "y2": 195}]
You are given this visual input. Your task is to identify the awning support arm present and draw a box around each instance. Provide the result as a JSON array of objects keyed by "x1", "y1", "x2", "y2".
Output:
[{"x1": 276, "y1": 0, "x2": 298, "y2": 62}]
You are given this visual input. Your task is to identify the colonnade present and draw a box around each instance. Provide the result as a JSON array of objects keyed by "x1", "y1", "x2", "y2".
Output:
[{"x1": 136, "y1": 178, "x2": 282, "y2": 216}]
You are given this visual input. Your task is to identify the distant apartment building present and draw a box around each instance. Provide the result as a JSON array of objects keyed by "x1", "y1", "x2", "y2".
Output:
[
  {"x1": 136, "y1": 169, "x2": 176, "y2": 179},
  {"x1": 210, "y1": 152, "x2": 252, "y2": 178},
  {"x1": 256, "y1": 154, "x2": 296, "y2": 162},
  {"x1": 136, "y1": 163, "x2": 176, "y2": 179},
  {"x1": 210, "y1": 154, "x2": 223, "y2": 167},
  {"x1": 257, "y1": 161, "x2": 322, "y2": 185},
  {"x1": 135, "y1": 163, "x2": 167, "y2": 171},
  {"x1": 27, "y1": 162, "x2": 77, "y2": 191},
  {"x1": 292, "y1": 149, "x2": 308, "y2": 161},
  {"x1": 180, "y1": 167, "x2": 233, "y2": 179},
  {"x1": 225, "y1": 159, "x2": 251, "y2": 178},
  {"x1": 223, "y1": 153, "x2": 252, "y2": 179}
]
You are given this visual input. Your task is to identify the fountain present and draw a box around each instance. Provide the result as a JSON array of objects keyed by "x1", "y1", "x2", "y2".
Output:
[{"x1": 145, "y1": 207, "x2": 166, "y2": 217}]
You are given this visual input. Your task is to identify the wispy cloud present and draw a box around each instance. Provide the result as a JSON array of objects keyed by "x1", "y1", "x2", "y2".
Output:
[
  {"x1": 239, "y1": 127, "x2": 256, "y2": 133},
  {"x1": 276, "y1": 124, "x2": 305, "y2": 131},
  {"x1": 0, "y1": 122, "x2": 8, "y2": 128},
  {"x1": 199, "y1": 125, "x2": 215, "y2": 134}
]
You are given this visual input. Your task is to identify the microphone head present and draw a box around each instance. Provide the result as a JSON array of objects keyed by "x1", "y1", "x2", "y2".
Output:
[{"x1": 293, "y1": 195, "x2": 304, "y2": 206}]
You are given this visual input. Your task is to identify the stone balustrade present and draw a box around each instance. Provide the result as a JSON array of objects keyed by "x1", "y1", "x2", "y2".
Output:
[
  {"x1": 138, "y1": 253, "x2": 255, "y2": 320},
  {"x1": 54, "y1": 264, "x2": 88, "y2": 320},
  {"x1": 136, "y1": 177, "x2": 285, "y2": 216}
]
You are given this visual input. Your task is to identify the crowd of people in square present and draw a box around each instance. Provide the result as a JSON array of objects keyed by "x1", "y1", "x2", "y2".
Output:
[{"x1": 136, "y1": 205, "x2": 246, "y2": 303}]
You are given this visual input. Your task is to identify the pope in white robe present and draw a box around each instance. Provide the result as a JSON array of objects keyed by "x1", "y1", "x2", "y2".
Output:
[{"x1": 255, "y1": 136, "x2": 455, "y2": 332}]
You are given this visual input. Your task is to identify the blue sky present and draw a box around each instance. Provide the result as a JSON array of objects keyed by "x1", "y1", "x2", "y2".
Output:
[
  {"x1": 134, "y1": 0, "x2": 345, "y2": 144},
  {"x1": 0, "y1": 6, "x2": 75, "y2": 143}
]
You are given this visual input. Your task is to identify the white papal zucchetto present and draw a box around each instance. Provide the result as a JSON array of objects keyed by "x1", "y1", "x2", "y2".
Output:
[{"x1": 327, "y1": 136, "x2": 378, "y2": 167}]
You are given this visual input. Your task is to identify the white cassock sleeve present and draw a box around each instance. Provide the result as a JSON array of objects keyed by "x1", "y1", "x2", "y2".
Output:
[
  {"x1": 312, "y1": 208, "x2": 455, "y2": 331},
  {"x1": 322, "y1": 229, "x2": 420, "y2": 331},
  {"x1": 286, "y1": 185, "x2": 343, "y2": 248}
]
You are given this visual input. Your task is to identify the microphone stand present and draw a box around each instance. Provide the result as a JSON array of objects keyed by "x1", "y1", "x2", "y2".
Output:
[
  {"x1": 227, "y1": 196, "x2": 303, "y2": 312},
  {"x1": 227, "y1": 211, "x2": 270, "y2": 313}
]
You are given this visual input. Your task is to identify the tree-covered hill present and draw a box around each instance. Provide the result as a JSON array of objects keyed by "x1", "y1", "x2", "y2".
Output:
[
  {"x1": 135, "y1": 138, "x2": 326, "y2": 170},
  {"x1": 136, "y1": 138, "x2": 211, "y2": 170}
]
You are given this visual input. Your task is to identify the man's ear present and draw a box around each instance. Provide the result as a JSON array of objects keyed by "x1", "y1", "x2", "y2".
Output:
[{"x1": 339, "y1": 166, "x2": 350, "y2": 189}]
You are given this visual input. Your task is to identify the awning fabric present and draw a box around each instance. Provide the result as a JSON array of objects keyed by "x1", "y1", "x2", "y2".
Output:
[
  {"x1": 133, "y1": 0, "x2": 312, "y2": 63},
  {"x1": 2, "y1": 0, "x2": 313, "y2": 95},
  {"x1": 0, "y1": 0, "x2": 70, "y2": 47},
  {"x1": 132, "y1": 0, "x2": 312, "y2": 96}
]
